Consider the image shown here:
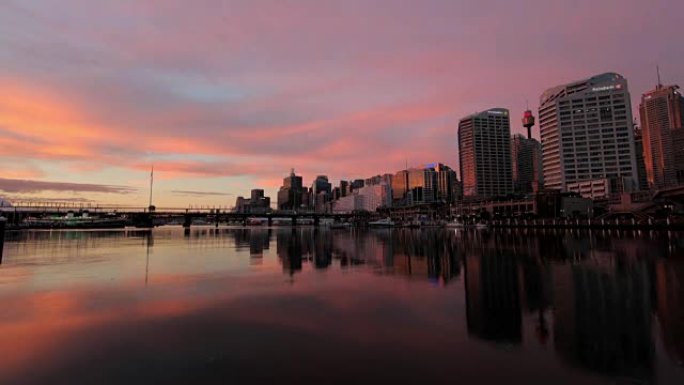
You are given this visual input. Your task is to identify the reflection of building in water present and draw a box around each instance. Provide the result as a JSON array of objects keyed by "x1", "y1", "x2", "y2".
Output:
[
  {"x1": 388, "y1": 230, "x2": 461, "y2": 284},
  {"x1": 464, "y1": 251, "x2": 522, "y2": 344},
  {"x1": 231, "y1": 229, "x2": 271, "y2": 258},
  {"x1": 552, "y1": 263, "x2": 653, "y2": 379},
  {"x1": 249, "y1": 230, "x2": 270, "y2": 258},
  {"x1": 313, "y1": 230, "x2": 333, "y2": 269},
  {"x1": 656, "y1": 259, "x2": 684, "y2": 365},
  {"x1": 277, "y1": 230, "x2": 303, "y2": 275}
]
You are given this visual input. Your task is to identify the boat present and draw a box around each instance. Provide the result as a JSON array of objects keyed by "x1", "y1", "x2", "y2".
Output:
[
  {"x1": 23, "y1": 212, "x2": 127, "y2": 229},
  {"x1": 445, "y1": 220, "x2": 466, "y2": 229},
  {"x1": 368, "y1": 217, "x2": 395, "y2": 227},
  {"x1": 246, "y1": 218, "x2": 265, "y2": 226}
]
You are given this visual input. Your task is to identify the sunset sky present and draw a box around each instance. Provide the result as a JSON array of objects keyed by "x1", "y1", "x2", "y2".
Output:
[{"x1": 1, "y1": 0, "x2": 683, "y2": 207}]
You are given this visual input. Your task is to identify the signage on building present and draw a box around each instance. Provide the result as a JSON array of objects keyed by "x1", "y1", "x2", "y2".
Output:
[
  {"x1": 487, "y1": 110, "x2": 508, "y2": 116},
  {"x1": 591, "y1": 84, "x2": 622, "y2": 92}
]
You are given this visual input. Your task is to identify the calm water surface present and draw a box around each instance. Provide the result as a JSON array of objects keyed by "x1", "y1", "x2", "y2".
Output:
[{"x1": 0, "y1": 227, "x2": 683, "y2": 384}]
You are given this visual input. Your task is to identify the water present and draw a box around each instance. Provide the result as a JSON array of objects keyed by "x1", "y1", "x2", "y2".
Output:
[{"x1": 0, "y1": 227, "x2": 682, "y2": 384}]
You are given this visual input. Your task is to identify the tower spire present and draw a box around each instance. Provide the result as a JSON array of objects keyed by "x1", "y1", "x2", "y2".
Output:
[{"x1": 657, "y1": 65, "x2": 663, "y2": 89}]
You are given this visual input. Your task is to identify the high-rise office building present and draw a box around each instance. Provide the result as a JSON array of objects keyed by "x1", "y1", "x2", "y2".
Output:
[
  {"x1": 633, "y1": 125, "x2": 650, "y2": 191},
  {"x1": 539, "y1": 73, "x2": 638, "y2": 196},
  {"x1": 250, "y1": 189, "x2": 265, "y2": 202},
  {"x1": 408, "y1": 168, "x2": 437, "y2": 203},
  {"x1": 458, "y1": 108, "x2": 513, "y2": 198},
  {"x1": 277, "y1": 169, "x2": 304, "y2": 210},
  {"x1": 310, "y1": 175, "x2": 332, "y2": 211},
  {"x1": 426, "y1": 163, "x2": 459, "y2": 203},
  {"x1": 392, "y1": 170, "x2": 409, "y2": 204},
  {"x1": 639, "y1": 83, "x2": 684, "y2": 188},
  {"x1": 391, "y1": 165, "x2": 452, "y2": 205},
  {"x1": 234, "y1": 189, "x2": 271, "y2": 213},
  {"x1": 511, "y1": 134, "x2": 543, "y2": 194}
]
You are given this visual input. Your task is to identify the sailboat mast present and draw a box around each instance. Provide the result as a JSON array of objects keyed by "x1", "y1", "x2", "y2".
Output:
[{"x1": 149, "y1": 165, "x2": 154, "y2": 208}]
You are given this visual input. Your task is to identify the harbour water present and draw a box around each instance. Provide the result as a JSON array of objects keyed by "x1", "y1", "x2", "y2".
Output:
[{"x1": 0, "y1": 227, "x2": 683, "y2": 384}]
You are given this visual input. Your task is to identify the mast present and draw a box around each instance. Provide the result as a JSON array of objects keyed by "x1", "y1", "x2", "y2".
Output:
[
  {"x1": 149, "y1": 165, "x2": 154, "y2": 208},
  {"x1": 657, "y1": 65, "x2": 663, "y2": 89}
]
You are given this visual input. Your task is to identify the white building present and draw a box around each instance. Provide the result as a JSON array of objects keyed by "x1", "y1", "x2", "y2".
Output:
[
  {"x1": 332, "y1": 183, "x2": 391, "y2": 213},
  {"x1": 539, "y1": 73, "x2": 638, "y2": 193}
]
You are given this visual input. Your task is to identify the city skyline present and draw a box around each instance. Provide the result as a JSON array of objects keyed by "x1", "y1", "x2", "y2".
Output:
[{"x1": 1, "y1": 0, "x2": 683, "y2": 207}]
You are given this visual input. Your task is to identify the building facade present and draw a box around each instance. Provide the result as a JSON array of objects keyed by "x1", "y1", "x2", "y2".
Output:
[
  {"x1": 639, "y1": 84, "x2": 684, "y2": 189},
  {"x1": 633, "y1": 126, "x2": 650, "y2": 191},
  {"x1": 332, "y1": 182, "x2": 391, "y2": 213},
  {"x1": 235, "y1": 189, "x2": 271, "y2": 213},
  {"x1": 539, "y1": 73, "x2": 639, "y2": 196},
  {"x1": 458, "y1": 108, "x2": 513, "y2": 198},
  {"x1": 426, "y1": 163, "x2": 459, "y2": 203},
  {"x1": 277, "y1": 169, "x2": 304, "y2": 210},
  {"x1": 511, "y1": 134, "x2": 543, "y2": 194}
]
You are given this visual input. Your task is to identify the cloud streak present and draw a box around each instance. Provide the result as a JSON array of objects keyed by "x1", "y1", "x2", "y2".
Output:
[
  {"x1": 171, "y1": 190, "x2": 233, "y2": 197},
  {"x1": 0, "y1": 178, "x2": 137, "y2": 195}
]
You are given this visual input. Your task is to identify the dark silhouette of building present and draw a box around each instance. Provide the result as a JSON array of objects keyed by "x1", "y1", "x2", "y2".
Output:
[
  {"x1": 310, "y1": 175, "x2": 332, "y2": 213},
  {"x1": 511, "y1": 134, "x2": 543, "y2": 194},
  {"x1": 277, "y1": 229, "x2": 303, "y2": 275},
  {"x1": 633, "y1": 125, "x2": 650, "y2": 191},
  {"x1": 235, "y1": 189, "x2": 271, "y2": 213},
  {"x1": 277, "y1": 169, "x2": 304, "y2": 210}
]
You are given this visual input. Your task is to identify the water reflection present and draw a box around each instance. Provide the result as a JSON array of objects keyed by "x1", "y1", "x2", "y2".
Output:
[{"x1": 0, "y1": 227, "x2": 682, "y2": 384}]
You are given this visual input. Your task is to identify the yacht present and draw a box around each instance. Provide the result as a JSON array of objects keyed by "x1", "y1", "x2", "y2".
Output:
[{"x1": 368, "y1": 217, "x2": 395, "y2": 227}]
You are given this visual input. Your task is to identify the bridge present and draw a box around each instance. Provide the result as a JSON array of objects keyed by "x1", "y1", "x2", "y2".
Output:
[{"x1": 0, "y1": 204, "x2": 357, "y2": 229}]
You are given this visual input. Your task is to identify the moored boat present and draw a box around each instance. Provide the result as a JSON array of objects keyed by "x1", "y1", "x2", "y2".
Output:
[{"x1": 368, "y1": 217, "x2": 395, "y2": 227}]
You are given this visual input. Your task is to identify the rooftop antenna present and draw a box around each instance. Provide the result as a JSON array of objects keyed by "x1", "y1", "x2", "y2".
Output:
[{"x1": 657, "y1": 65, "x2": 663, "y2": 89}]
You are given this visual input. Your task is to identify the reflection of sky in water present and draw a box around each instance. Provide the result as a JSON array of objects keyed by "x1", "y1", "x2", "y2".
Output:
[{"x1": 0, "y1": 228, "x2": 682, "y2": 385}]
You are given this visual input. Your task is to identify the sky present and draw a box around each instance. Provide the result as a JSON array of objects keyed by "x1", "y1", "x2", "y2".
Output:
[{"x1": 1, "y1": 0, "x2": 683, "y2": 208}]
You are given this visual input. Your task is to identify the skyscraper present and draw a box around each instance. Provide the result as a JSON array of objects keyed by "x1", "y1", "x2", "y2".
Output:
[
  {"x1": 511, "y1": 134, "x2": 543, "y2": 194},
  {"x1": 408, "y1": 167, "x2": 437, "y2": 203},
  {"x1": 539, "y1": 73, "x2": 638, "y2": 196},
  {"x1": 277, "y1": 169, "x2": 304, "y2": 210},
  {"x1": 426, "y1": 163, "x2": 459, "y2": 203},
  {"x1": 639, "y1": 82, "x2": 684, "y2": 189},
  {"x1": 633, "y1": 125, "x2": 650, "y2": 191},
  {"x1": 310, "y1": 175, "x2": 332, "y2": 212},
  {"x1": 391, "y1": 169, "x2": 409, "y2": 204},
  {"x1": 458, "y1": 108, "x2": 513, "y2": 198}
]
